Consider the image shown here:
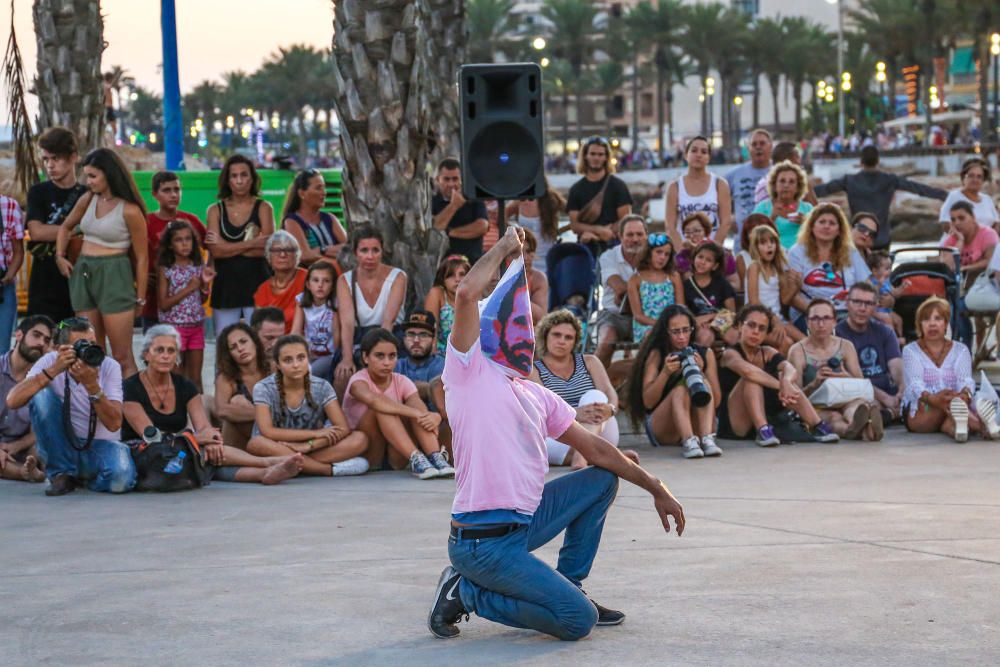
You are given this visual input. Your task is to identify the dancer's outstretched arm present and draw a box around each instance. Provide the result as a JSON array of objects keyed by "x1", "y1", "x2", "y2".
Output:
[
  {"x1": 451, "y1": 226, "x2": 525, "y2": 353},
  {"x1": 559, "y1": 422, "x2": 686, "y2": 536}
]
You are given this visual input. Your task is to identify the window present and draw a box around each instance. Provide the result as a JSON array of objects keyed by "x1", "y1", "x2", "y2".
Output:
[{"x1": 640, "y1": 92, "x2": 653, "y2": 117}]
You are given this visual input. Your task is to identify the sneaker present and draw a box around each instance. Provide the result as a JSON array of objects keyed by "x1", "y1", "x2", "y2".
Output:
[
  {"x1": 45, "y1": 473, "x2": 77, "y2": 497},
  {"x1": 976, "y1": 398, "x2": 1000, "y2": 440},
  {"x1": 428, "y1": 451, "x2": 455, "y2": 478},
  {"x1": 699, "y1": 434, "x2": 723, "y2": 457},
  {"x1": 410, "y1": 451, "x2": 441, "y2": 479},
  {"x1": 755, "y1": 424, "x2": 780, "y2": 447},
  {"x1": 951, "y1": 397, "x2": 969, "y2": 443},
  {"x1": 591, "y1": 598, "x2": 625, "y2": 626},
  {"x1": 680, "y1": 436, "x2": 704, "y2": 459},
  {"x1": 428, "y1": 566, "x2": 467, "y2": 639},
  {"x1": 812, "y1": 421, "x2": 840, "y2": 444},
  {"x1": 332, "y1": 456, "x2": 369, "y2": 477}
]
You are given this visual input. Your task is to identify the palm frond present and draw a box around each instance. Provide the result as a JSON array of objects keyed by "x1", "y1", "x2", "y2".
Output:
[{"x1": 3, "y1": 0, "x2": 39, "y2": 198}]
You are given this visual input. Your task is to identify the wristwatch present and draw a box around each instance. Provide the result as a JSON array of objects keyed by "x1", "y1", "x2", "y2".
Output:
[
  {"x1": 88, "y1": 389, "x2": 105, "y2": 403},
  {"x1": 135, "y1": 297, "x2": 147, "y2": 306}
]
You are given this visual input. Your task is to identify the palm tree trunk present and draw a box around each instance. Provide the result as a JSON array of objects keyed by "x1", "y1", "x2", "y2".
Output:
[
  {"x1": 700, "y1": 67, "x2": 708, "y2": 136},
  {"x1": 418, "y1": 0, "x2": 466, "y2": 165},
  {"x1": 562, "y1": 91, "x2": 570, "y2": 157},
  {"x1": 793, "y1": 81, "x2": 802, "y2": 139},
  {"x1": 886, "y1": 58, "x2": 898, "y2": 121},
  {"x1": 655, "y1": 67, "x2": 665, "y2": 158},
  {"x1": 631, "y1": 52, "x2": 640, "y2": 151},
  {"x1": 297, "y1": 112, "x2": 308, "y2": 164},
  {"x1": 331, "y1": 0, "x2": 444, "y2": 303},
  {"x1": 32, "y1": 0, "x2": 105, "y2": 153},
  {"x1": 769, "y1": 76, "x2": 780, "y2": 134},
  {"x1": 752, "y1": 71, "x2": 760, "y2": 129},
  {"x1": 975, "y1": 33, "x2": 990, "y2": 141},
  {"x1": 666, "y1": 79, "x2": 674, "y2": 146}
]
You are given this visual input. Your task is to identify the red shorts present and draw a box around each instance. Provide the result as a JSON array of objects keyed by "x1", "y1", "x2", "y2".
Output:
[{"x1": 175, "y1": 323, "x2": 205, "y2": 351}]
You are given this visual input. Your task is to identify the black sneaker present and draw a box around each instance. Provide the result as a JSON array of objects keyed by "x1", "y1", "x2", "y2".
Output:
[
  {"x1": 45, "y1": 474, "x2": 77, "y2": 497},
  {"x1": 428, "y1": 566, "x2": 467, "y2": 638},
  {"x1": 591, "y1": 599, "x2": 625, "y2": 626}
]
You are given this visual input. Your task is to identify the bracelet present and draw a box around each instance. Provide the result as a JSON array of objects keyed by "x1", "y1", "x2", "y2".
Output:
[
  {"x1": 306, "y1": 438, "x2": 313, "y2": 452},
  {"x1": 41, "y1": 368, "x2": 54, "y2": 381}
]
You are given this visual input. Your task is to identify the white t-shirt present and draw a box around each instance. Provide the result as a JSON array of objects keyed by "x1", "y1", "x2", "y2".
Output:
[
  {"x1": 938, "y1": 189, "x2": 999, "y2": 226},
  {"x1": 787, "y1": 244, "x2": 872, "y2": 315},
  {"x1": 27, "y1": 351, "x2": 124, "y2": 440},
  {"x1": 598, "y1": 245, "x2": 637, "y2": 313}
]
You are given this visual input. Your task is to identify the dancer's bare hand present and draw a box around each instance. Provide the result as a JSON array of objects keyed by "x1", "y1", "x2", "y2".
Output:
[{"x1": 653, "y1": 486, "x2": 685, "y2": 536}]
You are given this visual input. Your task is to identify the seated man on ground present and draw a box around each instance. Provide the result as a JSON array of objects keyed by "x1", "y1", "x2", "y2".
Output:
[
  {"x1": 6, "y1": 317, "x2": 135, "y2": 496},
  {"x1": 395, "y1": 308, "x2": 446, "y2": 412},
  {"x1": 0, "y1": 316, "x2": 55, "y2": 483},
  {"x1": 123, "y1": 325, "x2": 304, "y2": 485},
  {"x1": 251, "y1": 307, "x2": 286, "y2": 372},
  {"x1": 835, "y1": 282, "x2": 904, "y2": 421},
  {"x1": 594, "y1": 215, "x2": 647, "y2": 367}
]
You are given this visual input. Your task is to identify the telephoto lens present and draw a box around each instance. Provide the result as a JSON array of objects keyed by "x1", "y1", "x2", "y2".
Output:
[
  {"x1": 72, "y1": 339, "x2": 106, "y2": 367},
  {"x1": 676, "y1": 347, "x2": 712, "y2": 407}
]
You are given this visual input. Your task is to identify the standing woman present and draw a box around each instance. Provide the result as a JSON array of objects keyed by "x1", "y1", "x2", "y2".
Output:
[
  {"x1": 0, "y1": 195, "x2": 26, "y2": 352},
  {"x1": 281, "y1": 168, "x2": 347, "y2": 267},
  {"x1": 205, "y1": 155, "x2": 274, "y2": 332},
  {"x1": 55, "y1": 148, "x2": 148, "y2": 377},
  {"x1": 334, "y1": 225, "x2": 407, "y2": 394},
  {"x1": 666, "y1": 136, "x2": 733, "y2": 249}
]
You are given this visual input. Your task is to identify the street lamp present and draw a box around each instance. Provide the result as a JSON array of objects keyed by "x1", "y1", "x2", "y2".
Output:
[
  {"x1": 826, "y1": 0, "x2": 845, "y2": 136},
  {"x1": 875, "y1": 61, "x2": 887, "y2": 119},
  {"x1": 733, "y1": 95, "x2": 743, "y2": 144},
  {"x1": 540, "y1": 57, "x2": 550, "y2": 68},
  {"x1": 705, "y1": 77, "x2": 716, "y2": 138},
  {"x1": 992, "y1": 33, "x2": 1000, "y2": 140},
  {"x1": 532, "y1": 37, "x2": 546, "y2": 51}
]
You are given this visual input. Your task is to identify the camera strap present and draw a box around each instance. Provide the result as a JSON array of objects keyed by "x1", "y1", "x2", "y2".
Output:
[{"x1": 63, "y1": 376, "x2": 98, "y2": 452}]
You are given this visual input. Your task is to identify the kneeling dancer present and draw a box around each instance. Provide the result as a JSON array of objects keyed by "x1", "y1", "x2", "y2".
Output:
[{"x1": 428, "y1": 227, "x2": 685, "y2": 641}]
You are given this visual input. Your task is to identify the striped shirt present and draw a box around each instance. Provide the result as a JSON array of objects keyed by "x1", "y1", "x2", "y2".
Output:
[
  {"x1": 0, "y1": 195, "x2": 24, "y2": 272},
  {"x1": 534, "y1": 353, "x2": 596, "y2": 407}
]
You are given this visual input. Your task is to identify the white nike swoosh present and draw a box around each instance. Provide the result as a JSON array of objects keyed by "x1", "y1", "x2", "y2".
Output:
[{"x1": 444, "y1": 578, "x2": 460, "y2": 601}]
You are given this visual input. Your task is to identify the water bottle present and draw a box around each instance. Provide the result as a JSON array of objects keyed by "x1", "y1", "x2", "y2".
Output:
[{"x1": 163, "y1": 450, "x2": 186, "y2": 475}]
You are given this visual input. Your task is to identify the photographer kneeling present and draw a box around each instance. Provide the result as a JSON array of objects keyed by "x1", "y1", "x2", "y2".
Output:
[
  {"x1": 625, "y1": 305, "x2": 723, "y2": 459},
  {"x1": 6, "y1": 317, "x2": 134, "y2": 496}
]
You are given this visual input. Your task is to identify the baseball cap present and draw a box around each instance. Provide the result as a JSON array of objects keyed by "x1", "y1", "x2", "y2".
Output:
[{"x1": 403, "y1": 309, "x2": 436, "y2": 334}]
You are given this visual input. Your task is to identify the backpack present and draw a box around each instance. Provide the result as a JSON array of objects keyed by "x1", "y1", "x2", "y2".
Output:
[{"x1": 131, "y1": 431, "x2": 211, "y2": 492}]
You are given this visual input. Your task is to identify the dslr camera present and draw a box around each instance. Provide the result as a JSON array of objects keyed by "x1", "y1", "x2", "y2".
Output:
[
  {"x1": 72, "y1": 339, "x2": 105, "y2": 367},
  {"x1": 672, "y1": 347, "x2": 712, "y2": 407}
]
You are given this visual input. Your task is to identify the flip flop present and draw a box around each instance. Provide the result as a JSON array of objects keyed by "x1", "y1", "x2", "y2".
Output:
[
  {"x1": 950, "y1": 398, "x2": 969, "y2": 443},
  {"x1": 845, "y1": 403, "x2": 870, "y2": 440},
  {"x1": 976, "y1": 398, "x2": 1000, "y2": 440}
]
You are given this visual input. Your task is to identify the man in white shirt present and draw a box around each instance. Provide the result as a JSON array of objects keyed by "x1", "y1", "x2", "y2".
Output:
[{"x1": 595, "y1": 215, "x2": 647, "y2": 367}]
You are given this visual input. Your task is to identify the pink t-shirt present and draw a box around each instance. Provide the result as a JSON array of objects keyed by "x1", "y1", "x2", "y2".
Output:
[
  {"x1": 341, "y1": 369, "x2": 418, "y2": 429},
  {"x1": 943, "y1": 225, "x2": 999, "y2": 267},
  {"x1": 443, "y1": 338, "x2": 576, "y2": 516}
]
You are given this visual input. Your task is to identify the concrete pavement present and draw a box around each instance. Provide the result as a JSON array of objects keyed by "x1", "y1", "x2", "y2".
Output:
[{"x1": 3, "y1": 427, "x2": 1000, "y2": 666}]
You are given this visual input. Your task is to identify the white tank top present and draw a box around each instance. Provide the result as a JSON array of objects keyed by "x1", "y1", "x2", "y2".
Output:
[
  {"x1": 676, "y1": 173, "x2": 720, "y2": 236},
  {"x1": 80, "y1": 197, "x2": 131, "y2": 249},
  {"x1": 296, "y1": 294, "x2": 336, "y2": 356},
  {"x1": 345, "y1": 267, "x2": 405, "y2": 327},
  {"x1": 757, "y1": 269, "x2": 782, "y2": 320}
]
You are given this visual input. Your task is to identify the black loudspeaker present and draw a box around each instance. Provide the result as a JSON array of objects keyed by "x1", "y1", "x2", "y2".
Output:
[{"x1": 459, "y1": 63, "x2": 545, "y2": 201}]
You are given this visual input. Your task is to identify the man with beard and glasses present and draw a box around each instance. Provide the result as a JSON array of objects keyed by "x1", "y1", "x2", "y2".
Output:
[
  {"x1": 427, "y1": 226, "x2": 685, "y2": 642},
  {"x1": 396, "y1": 308, "x2": 446, "y2": 410},
  {"x1": 0, "y1": 315, "x2": 55, "y2": 482},
  {"x1": 567, "y1": 136, "x2": 632, "y2": 258}
]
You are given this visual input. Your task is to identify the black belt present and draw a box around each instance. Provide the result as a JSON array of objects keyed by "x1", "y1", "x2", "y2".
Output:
[{"x1": 450, "y1": 523, "x2": 522, "y2": 540}]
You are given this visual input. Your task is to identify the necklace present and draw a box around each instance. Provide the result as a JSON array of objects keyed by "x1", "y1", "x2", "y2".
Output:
[{"x1": 143, "y1": 370, "x2": 172, "y2": 410}]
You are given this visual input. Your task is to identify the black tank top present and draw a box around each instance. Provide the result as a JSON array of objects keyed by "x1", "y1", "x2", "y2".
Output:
[
  {"x1": 211, "y1": 200, "x2": 271, "y2": 309},
  {"x1": 718, "y1": 345, "x2": 785, "y2": 398}
]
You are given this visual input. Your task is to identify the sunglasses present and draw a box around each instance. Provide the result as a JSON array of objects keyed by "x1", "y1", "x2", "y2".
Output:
[
  {"x1": 58, "y1": 316, "x2": 90, "y2": 330},
  {"x1": 583, "y1": 135, "x2": 610, "y2": 149},
  {"x1": 821, "y1": 262, "x2": 838, "y2": 282},
  {"x1": 648, "y1": 233, "x2": 671, "y2": 248},
  {"x1": 853, "y1": 223, "x2": 877, "y2": 238}
]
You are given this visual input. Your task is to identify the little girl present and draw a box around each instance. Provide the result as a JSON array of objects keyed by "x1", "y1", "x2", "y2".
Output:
[
  {"x1": 157, "y1": 220, "x2": 214, "y2": 390},
  {"x1": 292, "y1": 260, "x2": 341, "y2": 381},
  {"x1": 424, "y1": 254, "x2": 470, "y2": 353},
  {"x1": 626, "y1": 235, "x2": 684, "y2": 342},
  {"x1": 341, "y1": 328, "x2": 454, "y2": 479},
  {"x1": 746, "y1": 224, "x2": 804, "y2": 355},
  {"x1": 867, "y1": 251, "x2": 905, "y2": 336},
  {"x1": 676, "y1": 212, "x2": 739, "y2": 289},
  {"x1": 248, "y1": 335, "x2": 369, "y2": 477},
  {"x1": 683, "y1": 242, "x2": 738, "y2": 347}
]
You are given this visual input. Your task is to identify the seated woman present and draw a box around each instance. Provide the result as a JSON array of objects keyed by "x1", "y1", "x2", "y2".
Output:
[
  {"x1": 123, "y1": 325, "x2": 304, "y2": 485},
  {"x1": 788, "y1": 299, "x2": 883, "y2": 441},
  {"x1": 214, "y1": 323, "x2": 269, "y2": 451},
  {"x1": 902, "y1": 296, "x2": 1000, "y2": 442},
  {"x1": 253, "y1": 230, "x2": 308, "y2": 333},
  {"x1": 248, "y1": 335, "x2": 370, "y2": 476},
  {"x1": 625, "y1": 304, "x2": 723, "y2": 459},
  {"x1": 341, "y1": 329, "x2": 454, "y2": 479},
  {"x1": 718, "y1": 304, "x2": 839, "y2": 446},
  {"x1": 528, "y1": 310, "x2": 620, "y2": 468}
]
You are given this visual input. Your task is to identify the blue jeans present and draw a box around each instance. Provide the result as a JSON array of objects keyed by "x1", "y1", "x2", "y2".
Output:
[
  {"x1": 30, "y1": 388, "x2": 136, "y2": 493},
  {"x1": 448, "y1": 467, "x2": 619, "y2": 640},
  {"x1": 0, "y1": 281, "x2": 17, "y2": 353}
]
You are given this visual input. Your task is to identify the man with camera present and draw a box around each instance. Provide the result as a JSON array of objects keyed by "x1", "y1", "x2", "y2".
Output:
[{"x1": 6, "y1": 317, "x2": 133, "y2": 496}]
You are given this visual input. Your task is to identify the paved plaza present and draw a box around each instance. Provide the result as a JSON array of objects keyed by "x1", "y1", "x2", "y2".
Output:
[{"x1": 3, "y1": 424, "x2": 999, "y2": 666}]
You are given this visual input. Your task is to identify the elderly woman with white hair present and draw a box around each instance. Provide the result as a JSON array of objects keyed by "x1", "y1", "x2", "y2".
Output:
[
  {"x1": 253, "y1": 229, "x2": 307, "y2": 333},
  {"x1": 121, "y1": 324, "x2": 305, "y2": 484},
  {"x1": 752, "y1": 159, "x2": 814, "y2": 249}
]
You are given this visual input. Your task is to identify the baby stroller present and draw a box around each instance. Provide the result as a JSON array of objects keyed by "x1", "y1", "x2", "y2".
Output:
[
  {"x1": 889, "y1": 246, "x2": 962, "y2": 341},
  {"x1": 546, "y1": 242, "x2": 599, "y2": 350}
]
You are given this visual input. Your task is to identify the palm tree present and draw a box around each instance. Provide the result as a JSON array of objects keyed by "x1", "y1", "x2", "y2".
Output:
[
  {"x1": 629, "y1": 0, "x2": 685, "y2": 157},
  {"x1": 330, "y1": 0, "x2": 444, "y2": 302},
  {"x1": 782, "y1": 17, "x2": 829, "y2": 139},
  {"x1": 3, "y1": 0, "x2": 39, "y2": 196},
  {"x1": 259, "y1": 45, "x2": 326, "y2": 164},
  {"x1": 710, "y1": 8, "x2": 750, "y2": 147},
  {"x1": 32, "y1": 0, "x2": 105, "y2": 153},
  {"x1": 465, "y1": 0, "x2": 519, "y2": 62},
  {"x1": 591, "y1": 61, "x2": 625, "y2": 137},
  {"x1": 750, "y1": 17, "x2": 787, "y2": 134},
  {"x1": 130, "y1": 86, "x2": 162, "y2": 137},
  {"x1": 677, "y1": 2, "x2": 725, "y2": 137},
  {"x1": 543, "y1": 58, "x2": 575, "y2": 155},
  {"x1": 541, "y1": 0, "x2": 600, "y2": 141},
  {"x1": 419, "y1": 0, "x2": 467, "y2": 164}
]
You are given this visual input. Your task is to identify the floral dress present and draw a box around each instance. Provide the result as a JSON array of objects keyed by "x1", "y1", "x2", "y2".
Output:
[
  {"x1": 158, "y1": 264, "x2": 204, "y2": 326},
  {"x1": 437, "y1": 302, "x2": 455, "y2": 354},
  {"x1": 633, "y1": 279, "x2": 675, "y2": 342}
]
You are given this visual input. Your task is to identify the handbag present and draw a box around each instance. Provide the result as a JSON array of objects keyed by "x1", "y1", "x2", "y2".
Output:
[
  {"x1": 131, "y1": 431, "x2": 210, "y2": 492},
  {"x1": 964, "y1": 272, "x2": 1000, "y2": 312},
  {"x1": 577, "y1": 176, "x2": 611, "y2": 225},
  {"x1": 808, "y1": 378, "x2": 874, "y2": 408}
]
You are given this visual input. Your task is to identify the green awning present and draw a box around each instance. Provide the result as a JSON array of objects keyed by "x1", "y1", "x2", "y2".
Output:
[{"x1": 950, "y1": 46, "x2": 976, "y2": 76}]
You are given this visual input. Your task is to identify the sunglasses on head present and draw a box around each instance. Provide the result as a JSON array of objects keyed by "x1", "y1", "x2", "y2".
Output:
[
  {"x1": 445, "y1": 254, "x2": 469, "y2": 263},
  {"x1": 58, "y1": 316, "x2": 90, "y2": 330},
  {"x1": 648, "y1": 233, "x2": 671, "y2": 248},
  {"x1": 583, "y1": 135, "x2": 610, "y2": 148}
]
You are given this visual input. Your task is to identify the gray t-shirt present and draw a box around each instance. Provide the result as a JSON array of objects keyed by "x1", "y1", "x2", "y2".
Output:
[
  {"x1": 252, "y1": 374, "x2": 337, "y2": 435},
  {"x1": 726, "y1": 162, "x2": 770, "y2": 250}
]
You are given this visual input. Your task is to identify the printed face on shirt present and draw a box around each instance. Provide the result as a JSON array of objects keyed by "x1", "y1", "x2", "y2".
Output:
[{"x1": 480, "y1": 258, "x2": 534, "y2": 377}]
